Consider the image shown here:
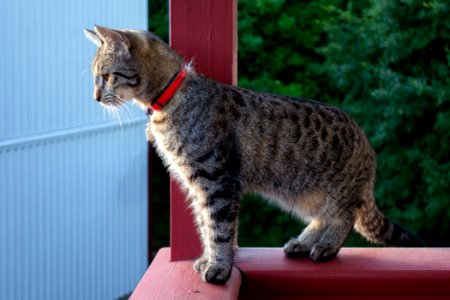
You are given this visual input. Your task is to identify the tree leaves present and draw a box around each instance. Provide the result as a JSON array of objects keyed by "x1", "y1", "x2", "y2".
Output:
[{"x1": 238, "y1": 0, "x2": 450, "y2": 246}]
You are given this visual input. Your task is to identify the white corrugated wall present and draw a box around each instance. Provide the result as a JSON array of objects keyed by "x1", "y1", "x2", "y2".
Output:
[{"x1": 0, "y1": 1, "x2": 149, "y2": 299}]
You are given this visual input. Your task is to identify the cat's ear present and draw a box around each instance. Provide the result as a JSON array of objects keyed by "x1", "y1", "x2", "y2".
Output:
[
  {"x1": 84, "y1": 28, "x2": 101, "y2": 47},
  {"x1": 94, "y1": 25, "x2": 130, "y2": 52}
]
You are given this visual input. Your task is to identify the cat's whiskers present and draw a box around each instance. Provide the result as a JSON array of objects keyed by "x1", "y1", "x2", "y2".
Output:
[
  {"x1": 106, "y1": 105, "x2": 114, "y2": 122},
  {"x1": 114, "y1": 95, "x2": 141, "y2": 123},
  {"x1": 100, "y1": 100, "x2": 119, "y2": 125},
  {"x1": 106, "y1": 98, "x2": 128, "y2": 125},
  {"x1": 117, "y1": 105, "x2": 132, "y2": 123},
  {"x1": 110, "y1": 103, "x2": 123, "y2": 128},
  {"x1": 113, "y1": 97, "x2": 139, "y2": 127},
  {"x1": 120, "y1": 101, "x2": 139, "y2": 121}
]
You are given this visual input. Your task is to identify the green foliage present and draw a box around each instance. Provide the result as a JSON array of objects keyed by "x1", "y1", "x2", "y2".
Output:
[
  {"x1": 149, "y1": 0, "x2": 168, "y2": 41},
  {"x1": 238, "y1": 0, "x2": 342, "y2": 98},
  {"x1": 238, "y1": 0, "x2": 450, "y2": 246}
]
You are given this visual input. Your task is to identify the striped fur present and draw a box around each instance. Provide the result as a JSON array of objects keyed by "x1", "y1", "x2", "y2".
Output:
[{"x1": 86, "y1": 26, "x2": 423, "y2": 284}]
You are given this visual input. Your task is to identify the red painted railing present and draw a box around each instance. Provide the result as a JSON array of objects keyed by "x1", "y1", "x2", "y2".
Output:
[
  {"x1": 132, "y1": 247, "x2": 450, "y2": 299},
  {"x1": 169, "y1": 0, "x2": 237, "y2": 261},
  {"x1": 132, "y1": 1, "x2": 450, "y2": 299}
]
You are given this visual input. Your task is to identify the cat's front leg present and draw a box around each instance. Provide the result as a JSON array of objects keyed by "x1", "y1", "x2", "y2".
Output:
[
  {"x1": 192, "y1": 176, "x2": 240, "y2": 284},
  {"x1": 191, "y1": 203, "x2": 209, "y2": 273}
]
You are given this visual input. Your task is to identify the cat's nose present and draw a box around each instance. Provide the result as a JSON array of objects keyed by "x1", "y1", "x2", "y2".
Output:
[{"x1": 93, "y1": 88, "x2": 102, "y2": 102}]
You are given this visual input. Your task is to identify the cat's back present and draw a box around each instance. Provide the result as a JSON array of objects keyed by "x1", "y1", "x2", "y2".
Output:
[
  {"x1": 178, "y1": 75, "x2": 372, "y2": 167},
  {"x1": 213, "y1": 82, "x2": 375, "y2": 193}
]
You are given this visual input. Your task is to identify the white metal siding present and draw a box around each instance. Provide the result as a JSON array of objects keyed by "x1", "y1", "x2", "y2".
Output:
[{"x1": 0, "y1": 1, "x2": 148, "y2": 299}]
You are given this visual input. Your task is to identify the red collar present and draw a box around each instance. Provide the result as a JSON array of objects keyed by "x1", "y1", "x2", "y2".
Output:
[{"x1": 147, "y1": 67, "x2": 187, "y2": 113}]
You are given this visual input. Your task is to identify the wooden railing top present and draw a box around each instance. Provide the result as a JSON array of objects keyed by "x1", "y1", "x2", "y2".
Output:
[
  {"x1": 131, "y1": 247, "x2": 450, "y2": 299},
  {"x1": 235, "y1": 247, "x2": 450, "y2": 299}
]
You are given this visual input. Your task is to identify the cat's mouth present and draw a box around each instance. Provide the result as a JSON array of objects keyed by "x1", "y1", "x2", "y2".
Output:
[
  {"x1": 100, "y1": 100, "x2": 120, "y2": 107},
  {"x1": 98, "y1": 95, "x2": 138, "y2": 126},
  {"x1": 100, "y1": 96, "x2": 126, "y2": 107}
]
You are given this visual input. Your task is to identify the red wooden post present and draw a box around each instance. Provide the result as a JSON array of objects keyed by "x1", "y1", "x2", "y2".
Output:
[{"x1": 169, "y1": 0, "x2": 238, "y2": 261}]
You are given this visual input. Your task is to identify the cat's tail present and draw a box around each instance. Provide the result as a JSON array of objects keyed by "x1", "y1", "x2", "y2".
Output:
[{"x1": 354, "y1": 200, "x2": 424, "y2": 247}]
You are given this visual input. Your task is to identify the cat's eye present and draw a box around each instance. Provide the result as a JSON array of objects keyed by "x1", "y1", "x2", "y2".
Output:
[{"x1": 102, "y1": 74, "x2": 110, "y2": 82}]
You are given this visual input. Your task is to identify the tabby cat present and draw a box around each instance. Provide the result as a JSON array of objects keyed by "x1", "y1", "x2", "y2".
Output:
[{"x1": 84, "y1": 26, "x2": 423, "y2": 284}]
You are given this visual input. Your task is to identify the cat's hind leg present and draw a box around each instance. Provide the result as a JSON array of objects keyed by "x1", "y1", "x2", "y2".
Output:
[
  {"x1": 283, "y1": 189, "x2": 329, "y2": 258},
  {"x1": 284, "y1": 191, "x2": 357, "y2": 261},
  {"x1": 284, "y1": 219, "x2": 327, "y2": 258},
  {"x1": 308, "y1": 197, "x2": 357, "y2": 261},
  {"x1": 309, "y1": 216, "x2": 354, "y2": 261}
]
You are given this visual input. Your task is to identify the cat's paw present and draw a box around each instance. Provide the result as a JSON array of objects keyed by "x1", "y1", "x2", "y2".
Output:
[
  {"x1": 193, "y1": 256, "x2": 208, "y2": 273},
  {"x1": 283, "y1": 238, "x2": 311, "y2": 258},
  {"x1": 200, "y1": 262, "x2": 232, "y2": 284},
  {"x1": 309, "y1": 243, "x2": 340, "y2": 262}
]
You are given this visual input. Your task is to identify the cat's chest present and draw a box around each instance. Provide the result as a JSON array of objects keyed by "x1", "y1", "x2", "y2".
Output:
[
  {"x1": 150, "y1": 119, "x2": 180, "y2": 156},
  {"x1": 149, "y1": 115, "x2": 192, "y2": 177},
  {"x1": 150, "y1": 109, "x2": 209, "y2": 157}
]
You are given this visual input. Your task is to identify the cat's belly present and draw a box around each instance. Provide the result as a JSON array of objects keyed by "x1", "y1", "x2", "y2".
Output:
[{"x1": 257, "y1": 188, "x2": 326, "y2": 222}]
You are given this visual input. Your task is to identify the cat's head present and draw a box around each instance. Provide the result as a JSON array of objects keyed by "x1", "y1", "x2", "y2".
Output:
[
  {"x1": 84, "y1": 26, "x2": 183, "y2": 109},
  {"x1": 84, "y1": 26, "x2": 141, "y2": 107}
]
